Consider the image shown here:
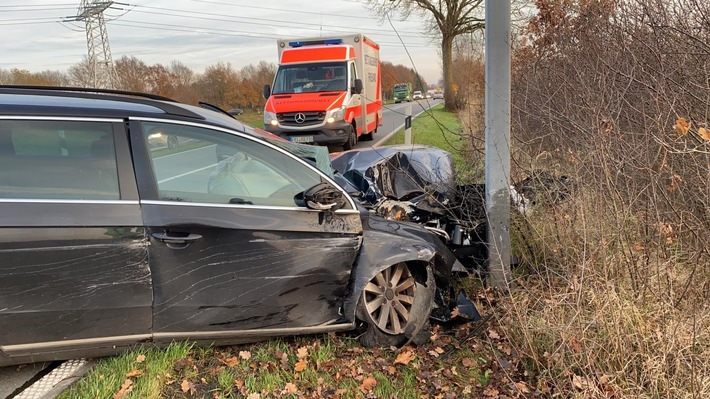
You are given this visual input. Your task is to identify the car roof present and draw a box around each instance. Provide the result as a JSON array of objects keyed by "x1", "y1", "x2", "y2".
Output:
[
  {"x1": 0, "y1": 85, "x2": 336, "y2": 176},
  {"x1": 0, "y1": 86, "x2": 245, "y2": 131}
]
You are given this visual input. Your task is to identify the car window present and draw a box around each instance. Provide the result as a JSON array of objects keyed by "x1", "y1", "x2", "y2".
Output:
[
  {"x1": 142, "y1": 122, "x2": 323, "y2": 207},
  {"x1": 349, "y1": 62, "x2": 357, "y2": 89},
  {"x1": 0, "y1": 120, "x2": 119, "y2": 200}
]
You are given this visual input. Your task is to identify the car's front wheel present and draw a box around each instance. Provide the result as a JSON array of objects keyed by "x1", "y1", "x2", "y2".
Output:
[{"x1": 357, "y1": 262, "x2": 434, "y2": 347}]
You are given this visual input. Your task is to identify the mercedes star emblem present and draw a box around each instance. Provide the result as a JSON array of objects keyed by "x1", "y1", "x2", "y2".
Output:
[{"x1": 294, "y1": 113, "x2": 306, "y2": 124}]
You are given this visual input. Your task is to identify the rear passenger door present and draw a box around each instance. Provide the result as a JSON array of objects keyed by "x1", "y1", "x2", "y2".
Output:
[{"x1": 0, "y1": 119, "x2": 152, "y2": 360}]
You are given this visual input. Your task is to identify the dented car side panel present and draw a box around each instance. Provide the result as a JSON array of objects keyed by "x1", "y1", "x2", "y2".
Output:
[{"x1": 142, "y1": 204, "x2": 363, "y2": 337}]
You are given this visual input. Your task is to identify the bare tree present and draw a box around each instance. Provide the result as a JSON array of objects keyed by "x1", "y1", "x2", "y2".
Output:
[
  {"x1": 366, "y1": 0, "x2": 484, "y2": 110},
  {"x1": 67, "y1": 57, "x2": 95, "y2": 87},
  {"x1": 115, "y1": 56, "x2": 149, "y2": 92}
]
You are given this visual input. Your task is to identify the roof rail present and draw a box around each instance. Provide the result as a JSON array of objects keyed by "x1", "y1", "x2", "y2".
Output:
[
  {"x1": 0, "y1": 85, "x2": 177, "y2": 102},
  {"x1": 0, "y1": 85, "x2": 205, "y2": 120}
]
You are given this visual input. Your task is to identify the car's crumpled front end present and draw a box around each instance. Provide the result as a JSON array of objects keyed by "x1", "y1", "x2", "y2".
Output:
[{"x1": 331, "y1": 145, "x2": 489, "y2": 272}]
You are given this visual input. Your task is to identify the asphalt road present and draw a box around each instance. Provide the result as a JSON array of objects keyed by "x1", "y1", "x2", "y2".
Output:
[
  {"x1": 0, "y1": 98, "x2": 442, "y2": 398},
  {"x1": 366, "y1": 98, "x2": 443, "y2": 148},
  {"x1": 331, "y1": 98, "x2": 442, "y2": 151}
]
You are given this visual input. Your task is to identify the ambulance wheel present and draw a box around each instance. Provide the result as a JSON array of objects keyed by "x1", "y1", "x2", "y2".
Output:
[
  {"x1": 343, "y1": 125, "x2": 357, "y2": 151},
  {"x1": 368, "y1": 117, "x2": 378, "y2": 140}
]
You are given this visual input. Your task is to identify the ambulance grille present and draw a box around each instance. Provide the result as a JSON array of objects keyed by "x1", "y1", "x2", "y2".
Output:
[{"x1": 278, "y1": 111, "x2": 325, "y2": 126}]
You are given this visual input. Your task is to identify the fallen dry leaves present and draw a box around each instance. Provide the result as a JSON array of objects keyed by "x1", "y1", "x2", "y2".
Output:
[
  {"x1": 294, "y1": 359, "x2": 307, "y2": 372},
  {"x1": 220, "y1": 356, "x2": 239, "y2": 367},
  {"x1": 125, "y1": 369, "x2": 143, "y2": 378},
  {"x1": 359, "y1": 376, "x2": 378, "y2": 393},
  {"x1": 156, "y1": 289, "x2": 547, "y2": 399},
  {"x1": 394, "y1": 349, "x2": 416, "y2": 365},
  {"x1": 180, "y1": 379, "x2": 196, "y2": 395},
  {"x1": 112, "y1": 379, "x2": 133, "y2": 399}
]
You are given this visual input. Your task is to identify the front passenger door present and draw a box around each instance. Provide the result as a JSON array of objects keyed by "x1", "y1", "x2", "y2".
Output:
[{"x1": 130, "y1": 120, "x2": 363, "y2": 338}]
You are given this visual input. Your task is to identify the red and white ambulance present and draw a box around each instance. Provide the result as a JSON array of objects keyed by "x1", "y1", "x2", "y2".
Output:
[{"x1": 262, "y1": 34, "x2": 382, "y2": 150}]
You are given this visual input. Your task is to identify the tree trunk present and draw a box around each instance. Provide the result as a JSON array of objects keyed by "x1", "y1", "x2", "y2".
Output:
[{"x1": 441, "y1": 34, "x2": 457, "y2": 111}]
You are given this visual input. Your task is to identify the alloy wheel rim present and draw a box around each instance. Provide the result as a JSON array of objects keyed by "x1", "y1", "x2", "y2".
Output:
[{"x1": 362, "y1": 263, "x2": 416, "y2": 334}]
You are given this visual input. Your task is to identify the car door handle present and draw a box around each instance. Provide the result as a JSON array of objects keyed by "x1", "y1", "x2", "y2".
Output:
[{"x1": 151, "y1": 232, "x2": 203, "y2": 245}]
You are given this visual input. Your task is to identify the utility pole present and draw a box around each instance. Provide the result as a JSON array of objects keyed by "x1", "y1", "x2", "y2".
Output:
[
  {"x1": 70, "y1": 0, "x2": 119, "y2": 89},
  {"x1": 484, "y1": 0, "x2": 512, "y2": 291}
]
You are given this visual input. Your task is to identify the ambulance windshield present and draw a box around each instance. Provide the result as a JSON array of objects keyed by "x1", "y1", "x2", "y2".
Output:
[{"x1": 272, "y1": 62, "x2": 348, "y2": 94}]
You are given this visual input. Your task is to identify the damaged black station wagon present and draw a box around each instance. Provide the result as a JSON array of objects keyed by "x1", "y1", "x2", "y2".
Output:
[{"x1": 0, "y1": 86, "x2": 463, "y2": 367}]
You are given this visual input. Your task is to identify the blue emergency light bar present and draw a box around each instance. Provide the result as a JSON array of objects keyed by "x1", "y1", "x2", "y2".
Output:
[{"x1": 288, "y1": 38, "x2": 343, "y2": 47}]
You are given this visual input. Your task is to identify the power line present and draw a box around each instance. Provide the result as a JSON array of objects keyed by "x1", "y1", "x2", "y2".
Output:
[
  {"x1": 0, "y1": 3, "x2": 76, "y2": 7},
  {"x1": 108, "y1": 19, "x2": 431, "y2": 48},
  {"x1": 119, "y1": 6, "x2": 420, "y2": 37},
  {"x1": 184, "y1": 0, "x2": 408, "y2": 22},
  {"x1": 113, "y1": 2, "x2": 424, "y2": 37},
  {"x1": 0, "y1": 20, "x2": 60, "y2": 26}
]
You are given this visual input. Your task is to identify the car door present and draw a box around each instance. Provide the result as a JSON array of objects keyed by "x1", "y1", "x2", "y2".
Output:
[
  {"x1": 0, "y1": 118, "x2": 151, "y2": 361},
  {"x1": 129, "y1": 119, "x2": 363, "y2": 341},
  {"x1": 347, "y1": 61, "x2": 364, "y2": 132}
]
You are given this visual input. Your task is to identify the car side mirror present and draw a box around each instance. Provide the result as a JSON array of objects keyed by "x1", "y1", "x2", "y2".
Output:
[
  {"x1": 301, "y1": 182, "x2": 345, "y2": 211},
  {"x1": 352, "y1": 79, "x2": 363, "y2": 95},
  {"x1": 263, "y1": 84, "x2": 271, "y2": 99}
]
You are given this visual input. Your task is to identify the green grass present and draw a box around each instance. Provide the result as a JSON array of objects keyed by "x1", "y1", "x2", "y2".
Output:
[
  {"x1": 58, "y1": 333, "x2": 491, "y2": 398},
  {"x1": 382, "y1": 104, "x2": 477, "y2": 182},
  {"x1": 235, "y1": 109, "x2": 265, "y2": 128},
  {"x1": 58, "y1": 341, "x2": 194, "y2": 399}
]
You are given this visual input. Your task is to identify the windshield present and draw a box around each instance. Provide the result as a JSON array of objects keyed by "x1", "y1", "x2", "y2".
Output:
[
  {"x1": 272, "y1": 62, "x2": 348, "y2": 94},
  {"x1": 394, "y1": 84, "x2": 408, "y2": 91}
]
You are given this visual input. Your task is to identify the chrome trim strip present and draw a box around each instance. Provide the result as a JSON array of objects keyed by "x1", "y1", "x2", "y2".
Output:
[
  {"x1": 154, "y1": 322, "x2": 355, "y2": 340},
  {"x1": 0, "y1": 334, "x2": 152, "y2": 354},
  {"x1": 140, "y1": 200, "x2": 360, "y2": 214},
  {"x1": 0, "y1": 116, "x2": 123, "y2": 123},
  {"x1": 0, "y1": 199, "x2": 139, "y2": 205},
  {"x1": 131, "y1": 117, "x2": 359, "y2": 210}
]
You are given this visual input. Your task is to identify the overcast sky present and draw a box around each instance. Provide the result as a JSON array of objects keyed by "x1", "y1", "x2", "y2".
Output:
[{"x1": 0, "y1": 0, "x2": 443, "y2": 84}]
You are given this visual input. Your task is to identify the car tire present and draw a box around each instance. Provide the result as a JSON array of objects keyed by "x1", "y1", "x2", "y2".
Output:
[
  {"x1": 167, "y1": 136, "x2": 178, "y2": 150},
  {"x1": 356, "y1": 262, "x2": 434, "y2": 347},
  {"x1": 342, "y1": 125, "x2": 356, "y2": 151}
]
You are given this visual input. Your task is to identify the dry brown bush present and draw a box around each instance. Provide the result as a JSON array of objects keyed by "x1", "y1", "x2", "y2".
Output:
[{"x1": 461, "y1": 0, "x2": 710, "y2": 397}]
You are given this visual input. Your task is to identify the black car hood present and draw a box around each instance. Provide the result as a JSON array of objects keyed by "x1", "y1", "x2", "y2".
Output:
[{"x1": 330, "y1": 145, "x2": 455, "y2": 203}]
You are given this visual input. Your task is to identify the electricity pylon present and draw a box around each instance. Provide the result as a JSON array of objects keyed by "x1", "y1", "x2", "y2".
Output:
[{"x1": 72, "y1": 0, "x2": 119, "y2": 89}]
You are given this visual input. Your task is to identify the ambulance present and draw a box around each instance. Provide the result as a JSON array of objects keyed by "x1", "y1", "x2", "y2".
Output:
[{"x1": 262, "y1": 34, "x2": 382, "y2": 150}]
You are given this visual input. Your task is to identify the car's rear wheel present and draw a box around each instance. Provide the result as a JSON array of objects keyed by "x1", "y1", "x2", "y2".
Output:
[{"x1": 357, "y1": 262, "x2": 434, "y2": 347}]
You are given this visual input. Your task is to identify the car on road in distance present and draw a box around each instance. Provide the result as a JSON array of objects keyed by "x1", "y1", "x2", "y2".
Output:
[
  {"x1": 433, "y1": 91, "x2": 444, "y2": 100},
  {"x1": 0, "y1": 85, "x2": 461, "y2": 367},
  {"x1": 412, "y1": 90, "x2": 424, "y2": 100}
]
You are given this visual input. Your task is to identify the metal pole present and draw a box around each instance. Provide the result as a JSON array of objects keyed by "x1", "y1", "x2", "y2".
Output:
[
  {"x1": 485, "y1": 0, "x2": 512, "y2": 291},
  {"x1": 404, "y1": 104, "x2": 412, "y2": 144}
]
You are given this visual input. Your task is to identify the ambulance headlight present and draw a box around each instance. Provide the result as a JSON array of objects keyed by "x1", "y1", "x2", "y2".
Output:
[
  {"x1": 264, "y1": 111, "x2": 278, "y2": 126},
  {"x1": 327, "y1": 107, "x2": 345, "y2": 123}
]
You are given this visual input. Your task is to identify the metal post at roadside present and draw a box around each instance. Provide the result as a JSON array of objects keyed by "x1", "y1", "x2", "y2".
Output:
[
  {"x1": 485, "y1": 0, "x2": 512, "y2": 291},
  {"x1": 404, "y1": 105, "x2": 412, "y2": 144}
]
